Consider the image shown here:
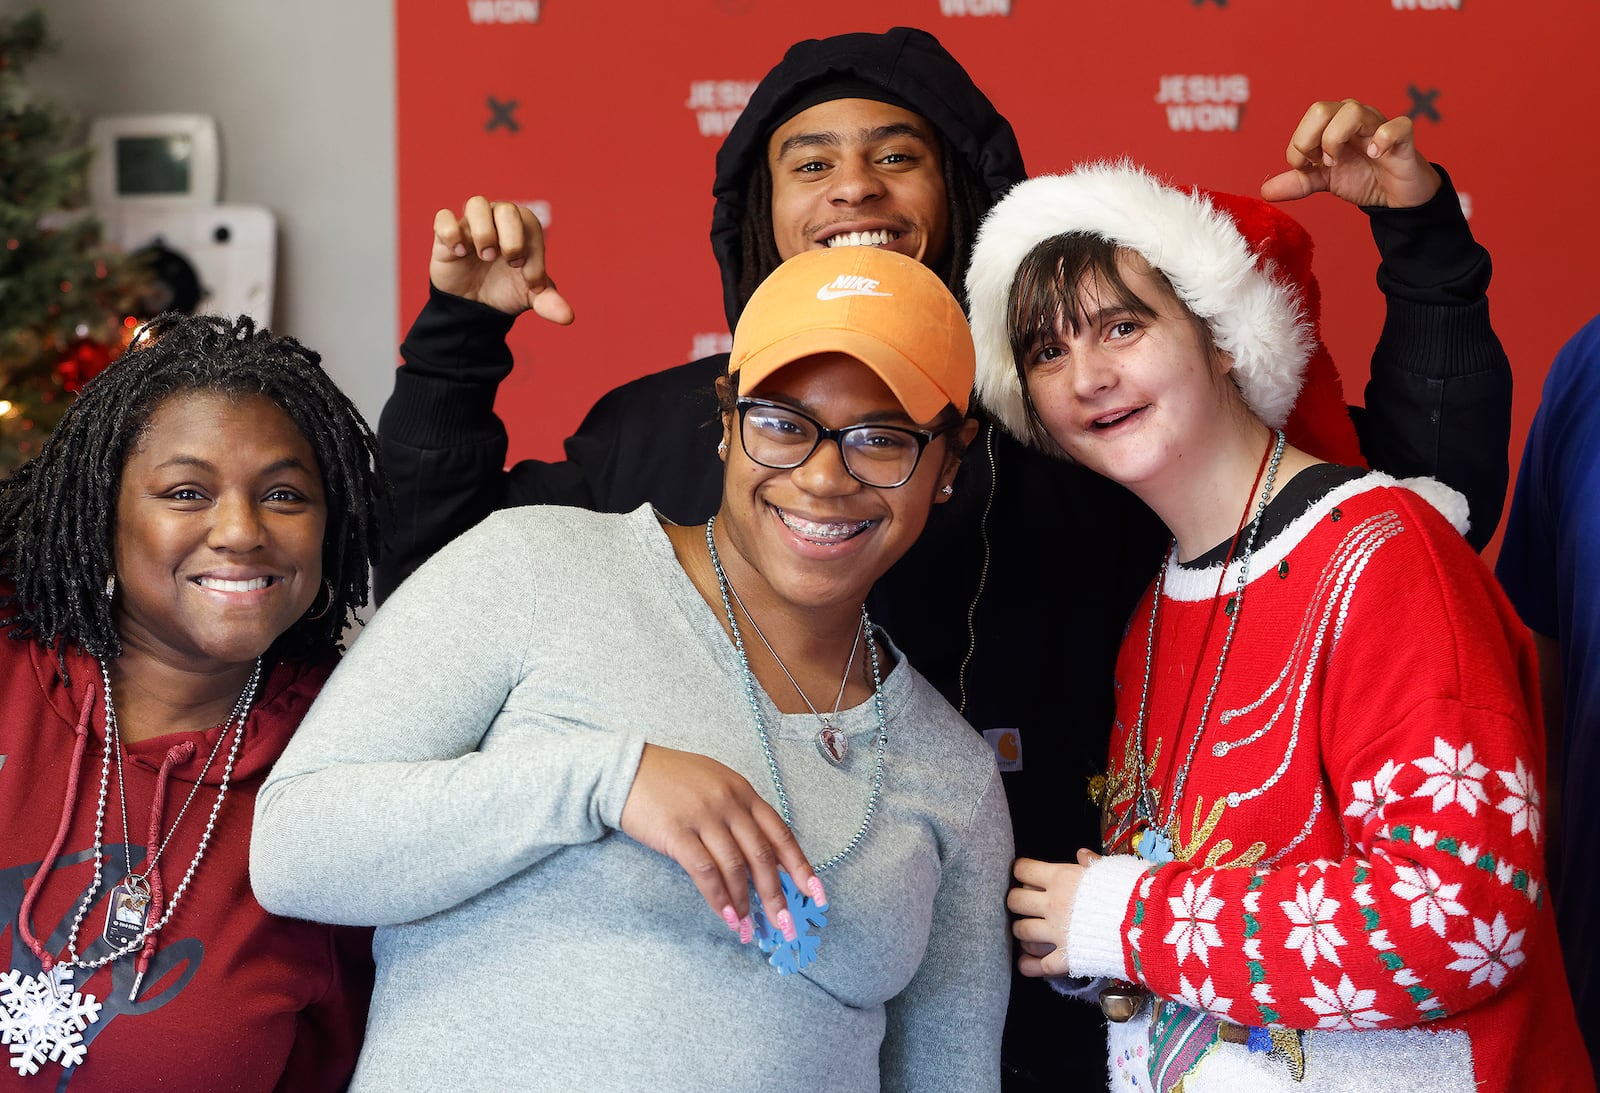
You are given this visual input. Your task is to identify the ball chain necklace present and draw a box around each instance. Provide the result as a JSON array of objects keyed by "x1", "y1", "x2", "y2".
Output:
[
  {"x1": 3, "y1": 658, "x2": 261, "y2": 1077},
  {"x1": 704, "y1": 517, "x2": 888, "y2": 874},
  {"x1": 1098, "y1": 430, "x2": 1283, "y2": 1027},
  {"x1": 1129, "y1": 429, "x2": 1284, "y2": 864}
]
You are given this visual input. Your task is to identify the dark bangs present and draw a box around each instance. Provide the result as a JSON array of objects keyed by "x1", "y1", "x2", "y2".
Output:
[{"x1": 1004, "y1": 233, "x2": 1169, "y2": 448}]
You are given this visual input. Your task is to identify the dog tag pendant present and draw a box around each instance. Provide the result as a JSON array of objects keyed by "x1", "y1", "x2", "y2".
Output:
[{"x1": 102, "y1": 878, "x2": 151, "y2": 951}]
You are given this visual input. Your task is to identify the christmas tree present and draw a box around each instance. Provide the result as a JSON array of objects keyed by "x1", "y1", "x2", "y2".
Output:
[{"x1": 0, "y1": 8, "x2": 147, "y2": 475}]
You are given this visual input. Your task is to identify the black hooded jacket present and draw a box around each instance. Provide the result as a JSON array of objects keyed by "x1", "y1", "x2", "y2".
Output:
[
  {"x1": 377, "y1": 28, "x2": 1030, "y2": 594},
  {"x1": 376, "y1": 26, "x2": 1511, "y2": 1089}
]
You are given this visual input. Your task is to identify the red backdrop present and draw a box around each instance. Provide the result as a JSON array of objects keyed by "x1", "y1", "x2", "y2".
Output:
[{"x1": 395, "y1": 0, "x2": 1600, "y2": 557}]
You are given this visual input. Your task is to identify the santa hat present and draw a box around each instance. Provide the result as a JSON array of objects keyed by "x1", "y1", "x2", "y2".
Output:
[{"x1": 966, "y1": 160, "x2": 1363, "y2": 465}]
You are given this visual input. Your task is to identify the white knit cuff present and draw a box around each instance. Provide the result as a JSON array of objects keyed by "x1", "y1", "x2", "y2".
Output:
[{"x1": 1065, "y1": 854, "x2": 1147, "y2": 980}]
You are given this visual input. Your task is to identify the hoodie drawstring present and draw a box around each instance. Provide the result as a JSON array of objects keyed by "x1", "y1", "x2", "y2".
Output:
[
  {"x1": 131, "y1": 741, "x2": 195, "y2": 996},
  {"x1": 17, "y1": 684, "x2": 99, "y2": 974}
]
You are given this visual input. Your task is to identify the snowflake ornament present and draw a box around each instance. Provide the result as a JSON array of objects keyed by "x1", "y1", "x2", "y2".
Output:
[
  {"x1": 0, "y1": 966, "x2": 102, "y2": 1076},
  {"x1": 751, "y1": 871, "x2": 830, "y2": 976},
  {"x1": 1135, "y1": 826, "x2": 1174, "y2": 865}
]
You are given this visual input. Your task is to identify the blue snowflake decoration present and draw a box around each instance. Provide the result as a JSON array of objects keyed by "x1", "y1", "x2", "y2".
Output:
[
  {"x1": 1135, "y1": 826, "x2": 1175, "y2": 865},
  {"x1": 750, "y1": 871, "x2": 830, "y2": 976}
]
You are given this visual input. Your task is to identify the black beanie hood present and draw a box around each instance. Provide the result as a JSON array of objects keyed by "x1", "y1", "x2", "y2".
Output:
[{"x1": 709, "y1": 26, "x2": 1027, "y2": 329}]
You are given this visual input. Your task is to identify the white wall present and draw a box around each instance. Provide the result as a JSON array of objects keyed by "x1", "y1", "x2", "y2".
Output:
[{"x1": 16, "y1": 0, "x2": 397, "y2": 427}]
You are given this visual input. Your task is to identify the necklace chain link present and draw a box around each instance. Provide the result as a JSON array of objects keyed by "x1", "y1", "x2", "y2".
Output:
[
  {"x1": 705, "y1": 516, "x2": 887, "y2": 874},
  {"x1": 1131, "y1": 431, "x2": 1285, "y2": 834},
  {"x1": 53, "y1": 658, "x2": 261, "y2": 974},
  {"x1": 723, "y1": 576, "x2": 860, "y2": 733}
]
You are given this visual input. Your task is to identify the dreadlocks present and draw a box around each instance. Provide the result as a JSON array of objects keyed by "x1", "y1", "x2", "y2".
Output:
[
  {"x1": 734, "y1": 136, "x2": 994, "y2": 317},
  {"x1": 0, "y1": 312, "x2": 386, "y2": 672}
]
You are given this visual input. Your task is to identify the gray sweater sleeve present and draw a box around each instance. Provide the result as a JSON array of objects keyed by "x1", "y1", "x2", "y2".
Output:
[
  {"x1": 882, "y1": 764, "x2": 1013, "y2": 1092},
  {"x1": 250, "y1": 513, "x2": 647, "y2": 926}
]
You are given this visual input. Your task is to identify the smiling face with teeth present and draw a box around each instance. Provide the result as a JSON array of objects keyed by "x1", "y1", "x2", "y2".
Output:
[
  {"x1": 113, "y1": 392, "x2": 327, "y2": 680},
  {"x1": 767, "y1": 98, "x2": 951, "y2": 271},
  {"x1": 711, "y1": 353, "x2": 970, "y2": 622}
]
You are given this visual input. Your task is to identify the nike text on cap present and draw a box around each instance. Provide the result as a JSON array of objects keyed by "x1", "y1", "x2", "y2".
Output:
[{"x1": 730, "y1": 247, "x2": 975, "y2": 421}]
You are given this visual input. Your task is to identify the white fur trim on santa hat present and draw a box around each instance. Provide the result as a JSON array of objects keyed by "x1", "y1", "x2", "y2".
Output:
[{"x1": 966, "y1": 160, "x2": 1314, "y2": 448}]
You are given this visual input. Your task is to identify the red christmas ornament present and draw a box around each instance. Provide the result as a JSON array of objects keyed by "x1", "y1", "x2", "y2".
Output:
[{"x1": 55, "y1": 339, "x2": 114, "y2": 394}]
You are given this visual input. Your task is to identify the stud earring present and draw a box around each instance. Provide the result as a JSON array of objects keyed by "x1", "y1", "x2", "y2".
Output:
[
  {"x1": 104, "y1": 574, "x2": 116, "y2": 599},
  {"x1": 717, "y1": 440, "x2": 729, "y2": 456},
  {"x1": 940, "y1": 485, "x2": 954, "y2": 497}
]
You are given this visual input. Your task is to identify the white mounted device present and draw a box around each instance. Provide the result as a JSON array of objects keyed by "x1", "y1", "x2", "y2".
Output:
[{"x1": 88, "y1": 114, "x2": 277, "y2": 326}]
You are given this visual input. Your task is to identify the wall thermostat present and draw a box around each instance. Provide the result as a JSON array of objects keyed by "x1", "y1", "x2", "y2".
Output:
[{"x1": 88, "y1": 114, "x2": 221, "y2": 210}]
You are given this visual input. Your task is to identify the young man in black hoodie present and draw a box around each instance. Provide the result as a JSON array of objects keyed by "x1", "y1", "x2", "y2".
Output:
[{"x1": 376, "y1": 26, "x2": 1511, "y2": 1089}]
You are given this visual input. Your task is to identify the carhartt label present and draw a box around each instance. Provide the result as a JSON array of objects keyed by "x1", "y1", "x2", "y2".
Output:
[
  {"x1": 816, "y1": 275, "x2": 892, "y2": 301},
  {"x1": 984, "y1": 728, "x2": 1023, "y2": 772}
]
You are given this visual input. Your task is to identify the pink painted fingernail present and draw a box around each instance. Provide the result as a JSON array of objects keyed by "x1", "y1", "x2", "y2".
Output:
[
  {"x1": 776, "y1": 909, "x2": 796, "y2": 942},
  {"x1": 739, "y1": 916, "x2": 754, "y2": 945},
  {"x1": 808, "y1": 876, "x2": 828, "y2": 906},
  {"x1": 720, "y1": 905, "x2": 740, "y2": 933}
]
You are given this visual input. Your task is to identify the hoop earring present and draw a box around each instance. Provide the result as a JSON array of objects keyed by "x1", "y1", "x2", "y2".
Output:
[{"x1": 305, "y1": 579, "x2": 336, "y2": 621}]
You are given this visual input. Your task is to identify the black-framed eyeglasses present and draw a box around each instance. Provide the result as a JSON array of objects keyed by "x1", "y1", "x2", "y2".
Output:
[{"x1": 735, "y1": 397, "x2": 950, "y2": 489}]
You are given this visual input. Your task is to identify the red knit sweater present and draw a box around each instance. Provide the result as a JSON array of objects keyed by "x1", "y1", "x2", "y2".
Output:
[
  {"x1": 1074, "y1": 476, "x2": 1592, "y2": 1091},
  {"x1": 1, "y1": 633, "x2": 371, "y2": 1091}
]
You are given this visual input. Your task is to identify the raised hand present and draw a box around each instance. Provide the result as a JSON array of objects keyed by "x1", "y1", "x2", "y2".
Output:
[
  {"x1": 429, "y1": 195, "x2": 575, "y2": 322},
  {"x1": 1261, "y1": 98, "x2": 1442, "y2": 210}
]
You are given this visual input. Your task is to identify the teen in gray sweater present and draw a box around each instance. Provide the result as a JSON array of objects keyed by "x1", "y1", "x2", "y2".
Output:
[{"x1": 251, "y1": 247, "x2": 1013, "y2": 1090}]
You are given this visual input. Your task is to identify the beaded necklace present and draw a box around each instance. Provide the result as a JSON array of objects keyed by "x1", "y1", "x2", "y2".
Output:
[
  {"x1": 704, "y1": 516, "x2": 887, "y2": 874},
  {"x1": 3, "y1": 658, "x2": 261, "y2": 1077},
  {"x1": 1128, "y1": 431, "x2": 1284, "y2": 861}
]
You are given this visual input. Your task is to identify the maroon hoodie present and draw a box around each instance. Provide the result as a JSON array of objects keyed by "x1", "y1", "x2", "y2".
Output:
[{"x1": 2, "y1": 633, "x2": 371, "y2": 1091}]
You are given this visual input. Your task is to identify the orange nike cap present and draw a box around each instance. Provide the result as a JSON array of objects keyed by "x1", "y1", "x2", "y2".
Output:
[{"x1": 730, "y1": 247, "x2": 974, "y2": 421}]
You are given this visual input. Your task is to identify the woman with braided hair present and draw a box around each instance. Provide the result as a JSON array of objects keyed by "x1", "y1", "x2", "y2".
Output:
[{"x1": 0, "y1": 312, "x2": 384, "y2": 1090}]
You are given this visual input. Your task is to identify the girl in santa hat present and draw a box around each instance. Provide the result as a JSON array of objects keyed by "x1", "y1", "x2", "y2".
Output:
[{"x1": 968, "y1": 161, "x2": 1592, "y2": 1092}]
